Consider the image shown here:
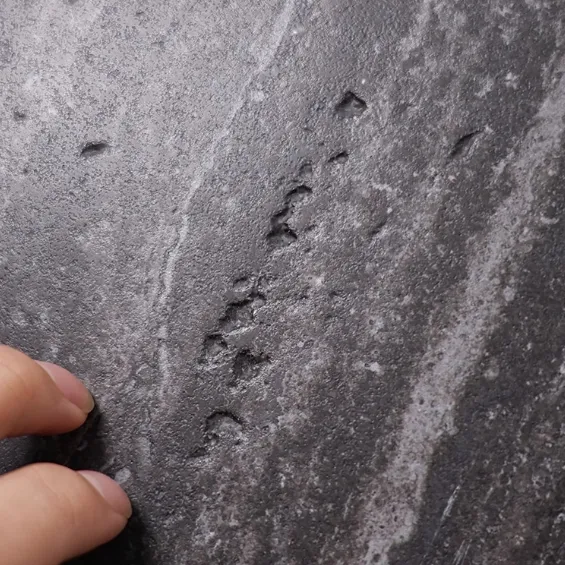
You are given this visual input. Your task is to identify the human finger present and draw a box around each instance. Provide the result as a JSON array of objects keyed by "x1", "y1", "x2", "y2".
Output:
[
  {"x1": 0, "y1": 463, "x2": 131, "y2": 565},
  {"x1": 0, "y1": 345, "x2": 93, "y2": 438}
]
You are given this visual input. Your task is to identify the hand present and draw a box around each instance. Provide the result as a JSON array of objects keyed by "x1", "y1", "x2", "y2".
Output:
[{"x1": 0, "y1": 345, "x2": 131, "y2": 565}]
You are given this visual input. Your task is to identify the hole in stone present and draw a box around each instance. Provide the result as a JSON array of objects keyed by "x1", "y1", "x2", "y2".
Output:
[
  {"x1": 219, "y1": 300, "x2": 254, "y2": 333},
  {"x1": 267, "y1": 224, "x2": 298, "y2": 248},
  {"x1": 328, "y1": 151, "x2": 349, "y2": 165},
  {"x1": 80, "y1": 141, "x2": 110, "y2": 157},
  {"x1": 230, "y1": 349, "x2": 269, "y2": 387},
  {"x1": 335, "y1": 91, "x2": 367, "y2": 119},
  {"x1": 202, "y1": 334, "x2": 228, "y2": 362},
  {"x1": 285, "y1": 185, "x2": 312, "y2": 206},
  {"x1": 204, "y1": 410, "x2": 244, "y2": 447},
  {"x1": 448, "y1": 130, "x2": 482, "y2": 159},
  {"x1": 298, "y1": 162, "x2": 313, "y2": 177}
]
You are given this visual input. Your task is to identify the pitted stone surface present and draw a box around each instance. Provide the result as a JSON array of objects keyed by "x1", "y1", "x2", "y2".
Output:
[{"x1": 1, "y1": 1, "x2": 565, "y2": 563}]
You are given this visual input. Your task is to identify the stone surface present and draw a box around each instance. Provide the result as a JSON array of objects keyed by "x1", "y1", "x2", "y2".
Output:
[{"x1": 1, "y1": 0, "x2": 565, "y2": 563}]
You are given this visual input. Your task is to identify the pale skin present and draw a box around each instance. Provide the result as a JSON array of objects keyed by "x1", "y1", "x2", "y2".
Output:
[{"x1": 0, "y1": 345, "x2": 131, "y2": 565}]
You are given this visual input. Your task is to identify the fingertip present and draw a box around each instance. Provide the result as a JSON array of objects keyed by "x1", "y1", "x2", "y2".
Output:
[
  {"x1": 37, "y1": 361, "x2": 95, "y2": 415},
  {"x1": 78, "y1": 471, "x2": 132, "y2": 519}
]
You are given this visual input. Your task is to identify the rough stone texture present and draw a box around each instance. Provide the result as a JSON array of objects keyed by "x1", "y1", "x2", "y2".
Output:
[{"x1": 1, "y1": 0, "x2": 565, "y2": 563}]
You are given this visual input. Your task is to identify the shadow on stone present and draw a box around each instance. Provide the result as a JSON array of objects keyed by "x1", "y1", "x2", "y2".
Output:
[
  {"x1": 29, "y1": 406, "x2": 154, "y2": 564},
  {"x1": 68, "y1": 508, "x2": 154, "y2": 565},
  {"x1": 31, "y1": 404, "x2": 104, "y2": 469}
]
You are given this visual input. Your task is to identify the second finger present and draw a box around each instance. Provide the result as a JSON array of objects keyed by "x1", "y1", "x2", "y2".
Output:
[{"x1": 0, "y1": 346, "x2": 93, "y2": 438}]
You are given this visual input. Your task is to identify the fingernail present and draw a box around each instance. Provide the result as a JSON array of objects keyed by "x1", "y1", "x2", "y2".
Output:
[
  {"x1": 37, "y1": 361, "x2": 95, "y2": 414},
  {"x1": 78, "y1": 471, "x2": 133, "y2": 519}
]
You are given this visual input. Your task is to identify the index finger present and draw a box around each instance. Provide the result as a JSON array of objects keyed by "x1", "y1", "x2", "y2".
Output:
[{"x1": 0, "y1": 345, "x2": 93, "y2": 438}]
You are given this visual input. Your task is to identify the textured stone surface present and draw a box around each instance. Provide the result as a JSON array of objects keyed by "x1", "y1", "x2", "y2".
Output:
[{"x1": 1, "y1": 0, "x2": 565, "y2": 563}]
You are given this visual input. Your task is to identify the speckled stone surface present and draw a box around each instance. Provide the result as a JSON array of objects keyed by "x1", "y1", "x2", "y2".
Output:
[{"x1": 1, "y1": 0, "x2": 565, "y2": 563}]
